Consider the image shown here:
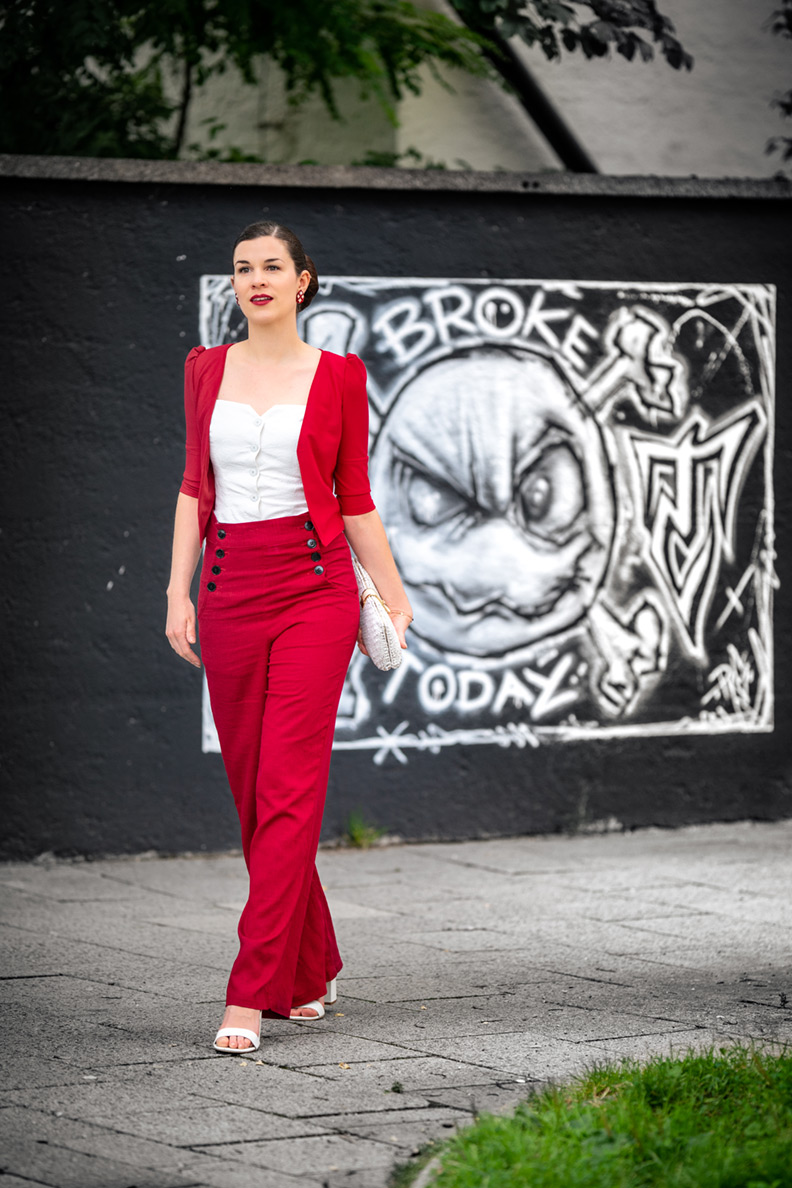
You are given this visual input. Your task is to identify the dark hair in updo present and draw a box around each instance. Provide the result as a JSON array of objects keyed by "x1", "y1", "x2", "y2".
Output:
[{"x1": 232, "y1": 221, "x2": 319, "y2": 311}]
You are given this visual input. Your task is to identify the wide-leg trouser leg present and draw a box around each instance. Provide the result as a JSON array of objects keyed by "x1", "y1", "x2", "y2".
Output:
[{"x1": 197, "y1": 513, "x2": 359, "y2": 1018}]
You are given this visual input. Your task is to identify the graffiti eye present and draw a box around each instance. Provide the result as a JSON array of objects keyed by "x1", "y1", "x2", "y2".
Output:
[
  {"x1": 516, "y1": 443, "x2": 585, "y2": 544},
  {"x1": 407, "y1": 471, "x2": 470, "y2": 527}
]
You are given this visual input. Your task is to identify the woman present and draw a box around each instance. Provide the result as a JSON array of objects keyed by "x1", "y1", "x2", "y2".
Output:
[{"x1": 165, "y1": 221, "x2": 412, "y2": 1052}]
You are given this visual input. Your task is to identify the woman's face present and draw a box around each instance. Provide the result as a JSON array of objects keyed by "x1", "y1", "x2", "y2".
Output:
[
  {"x1": 369, "y1": 349, "x2": 614, "y2": 659},
  {"x1": 231, "y1": 235, "x2": 309, "y2": 323}
]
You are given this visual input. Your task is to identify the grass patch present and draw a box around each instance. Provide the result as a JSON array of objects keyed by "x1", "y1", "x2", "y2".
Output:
[
  {"x1": 416, "y1": 1045, "x2": 792, "y2": 1187},
  {"x1": 344, "y1": 810, "x2": 387, "y2": 849}
]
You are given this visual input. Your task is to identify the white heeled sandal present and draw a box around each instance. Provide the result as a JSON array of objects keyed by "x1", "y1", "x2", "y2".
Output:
[
  {"x1": 288, "y1": 978, "x2": 337, "y2": 1022},
  {"x1": 213, "y1": 1012, "x2": 261, "y2": 1054}
]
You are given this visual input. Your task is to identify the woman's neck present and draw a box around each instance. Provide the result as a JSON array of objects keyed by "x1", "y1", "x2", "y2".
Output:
[{"x1": 240, "y1": 321, "x2": 308, "y2": 365}]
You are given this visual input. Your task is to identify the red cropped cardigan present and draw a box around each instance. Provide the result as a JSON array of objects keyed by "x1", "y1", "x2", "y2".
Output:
[{"x1": 179, "y1": 343, "x2": 376, "y2": 546}]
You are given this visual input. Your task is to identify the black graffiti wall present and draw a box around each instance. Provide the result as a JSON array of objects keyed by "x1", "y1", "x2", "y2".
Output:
[{"x1": 1, "y1": 161, "x2": 790, "y2": 858}]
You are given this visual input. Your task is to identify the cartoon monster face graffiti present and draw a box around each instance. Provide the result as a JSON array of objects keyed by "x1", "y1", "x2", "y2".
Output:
[{"x1": 369, "y1": 346, "x2": 614, "y2": 660}]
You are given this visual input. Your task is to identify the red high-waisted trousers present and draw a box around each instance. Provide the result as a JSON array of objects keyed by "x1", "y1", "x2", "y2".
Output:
[{"x1": 197, "y1": 511, "x2": 359, "y2": 1016}]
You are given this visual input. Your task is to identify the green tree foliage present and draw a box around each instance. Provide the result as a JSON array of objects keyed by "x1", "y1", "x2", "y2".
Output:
[
  {"x1": 766, "y1": 0, "x2": 792, "y2": 164},
  {"x1": 0, "y1": 0, "x2": 487, "y2": 157},
  {"x1": 0, "y1": 0, "x2": 175, "y2": 157},
  {"x1": 0, "y1": 0, "x2": 690, "y2": 160},
  {"x1": 450, "y1": 0, "x2": 693, "y2": 70}
]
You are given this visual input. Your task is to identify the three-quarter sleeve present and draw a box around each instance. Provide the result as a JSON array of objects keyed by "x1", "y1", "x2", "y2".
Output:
[
  {"x1": 334, "y1": 353, "x2": 376, "y2": 516},
  {"x1": 179, "y1": 345, "x2": 205, "y2": 497}
]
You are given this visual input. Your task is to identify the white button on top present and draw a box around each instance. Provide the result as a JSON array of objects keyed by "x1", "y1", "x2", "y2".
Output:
[
  {"x1": 249, "y1": 468, "x2": 256, "y2": 475},
  {"x1": 254, "y1": 418, "x2": 261, "y2": 426}
]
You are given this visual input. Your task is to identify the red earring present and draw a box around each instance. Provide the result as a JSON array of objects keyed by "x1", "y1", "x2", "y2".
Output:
[{"x1": 296, "y1": 291, "x2": 305, "y2": 305}]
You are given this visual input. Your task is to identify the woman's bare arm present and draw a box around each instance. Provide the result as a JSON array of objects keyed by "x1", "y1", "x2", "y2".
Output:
[
  {"x1": 343, "y1": 509, "x2": 413, "y2": 652},
  {"x1": 165, "y1": 492, "x2": 203, "y2": 667}
]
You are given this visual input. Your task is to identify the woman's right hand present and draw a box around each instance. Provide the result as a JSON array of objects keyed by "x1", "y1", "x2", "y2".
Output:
[{"x1": 166, "y1": 594, "x2": 201, "y2": 667}]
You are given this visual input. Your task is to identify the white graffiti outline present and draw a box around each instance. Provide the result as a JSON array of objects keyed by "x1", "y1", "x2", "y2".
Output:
[
  {"x1": 196, "y1": 278, "x2": 775, "y2": 755},
  {"x1": 333, "y1": 719, "x2": 541, "y2": 766}
]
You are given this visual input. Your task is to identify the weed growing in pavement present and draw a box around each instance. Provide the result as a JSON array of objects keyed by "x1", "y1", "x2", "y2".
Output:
[
  {"x1": 344, "y1": 810, "x2": 387, "y2": 849},
  {"x1": 398, "y1": 1044, "x2": 792, "y2": 1187}
]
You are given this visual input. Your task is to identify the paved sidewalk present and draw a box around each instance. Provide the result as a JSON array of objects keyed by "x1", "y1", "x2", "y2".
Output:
[{"x1": 1, "y1": 820, "x2": 790, "y2": 1188}]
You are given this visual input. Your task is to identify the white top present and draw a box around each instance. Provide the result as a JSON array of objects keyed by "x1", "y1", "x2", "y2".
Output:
[{"x1": 209, "y1": 401, "x2": 309, "y2": 522}]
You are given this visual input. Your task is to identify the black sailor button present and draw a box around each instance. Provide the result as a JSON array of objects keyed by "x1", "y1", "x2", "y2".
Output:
[
  {"x1": 306, "y1": 538, "x2": 317, "y2": 548},
  {"x1": 217, "y1": 528, "x2": 227, "y2": 539},
  {"x1": 215, "y1": 548, "x2": 225, "y2": 558},
  {"x1": 211, "y1": 565, "x2": 221, "y2": 575},
  {"x1": 304, "y1": 520, "x2": 313, "y2": 531},
  {"x1": 314, "y1": 565, "x2": 324, "y2": 575},
  {"x1": 207, "y1": 581, "x2": 217, "y2": 591},
  {"x1": 310, "y1": 551, "x2": 321, "y2": 562}
]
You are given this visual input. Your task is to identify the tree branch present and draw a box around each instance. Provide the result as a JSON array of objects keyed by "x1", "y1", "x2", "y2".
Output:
[
  {"x1": 473, "y1": 25, "x2": 599, "y2": 172},
  {"x1": 173, "y1": 57, "x2": 193, "y2": 157}
]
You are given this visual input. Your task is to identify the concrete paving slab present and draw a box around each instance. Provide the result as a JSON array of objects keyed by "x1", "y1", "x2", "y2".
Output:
[
  {"x1": 329, "y1": 941, "x2": 470, "y2": 979},
  {"x1": 211, "y1": 1083, "x2": 437, "y2": 1120},
  {"x1": 533, "y1": 986, "x2": 722, "y2": 1029},
  {"x1": 0, "y1": 925, "x2": 234, "y2": 993},
  {"x1": 62, "y1": 921, "x2": 238, "y2": 971},
  {"x1": 0, "y1": 1009, "x2": 212, "y2": 1072},
  {"x1": 618, "y1": 904, "x2": 792, "y2": 937},
  {"x1": 317, "y1": 1105, "x2": 470, "y2": 1133},
  {"x1": 0, "y1": 1078, "x2": 209, "y2": 1126},
  {"x1": 111, "y1": 1102, "x2": 333, "y2": 1146},
  {"x1": 254, "y1": 1031, "x2": 422, "y2": 1069},
  {"x1": 331, "y1": 1112, "x2": 465, "y2": 1151},
  {"x1": 0, "y1": 1177, "x2": 51, "y2": 1188},
  {"x1": 189, "y1": 1132, "x2": 398, "y2": 1175},
  {"x1": 339, "y1": 958, "x2": 561, "y2": 998},
  {"x1": 0, "y1": 1135, "x2": 197, "y2": 1188},
  {"x1": 0, "y1": 865, "x2": 177, "y2": 904},
  {"x1": 96, "y1": 857, "x2": 249, "y2": 897},
  {"x1": 121, "y1": 1057, "x2": 431, "y2": 1117},
  {"x1": 0, "y1": 1055, "x2": 107, "y2": 1093},
  {"x1": 424, "y1": 1081, "x2": 543, "y2": 1114},
  {"x1": 0, "y1": 1106, "x2": 209, "y2": 1181},
  {"x1": 140, "y1": 911, "x2": 243, "y2": 938},
  {"x1": 0, "y1": 924, "x2": 122, "y2": 980},
  {"x1": 325, "y1": 997, "x2": 529, "y2": 1044},
  {"x1": 392, "y1": 928, "x2": 533, "y2": 953},
  {"x1": 1, "y1": 969, "x2": 120, "y2": 1011},
  {"x1": 581, "y1": 1027, "x2": 757, "y2": 1064},
  {"x1": 335, "y1": 993, "x2": 623, "y2": 1046},
  {"x1": 308, "y1": 1054, "x2": 513, "y2": 1091},
  {"x1": 1, "y1": 820, "x2": 790, "y2": 1188},
  {"x1": 0, "y1": 942, "x2": 229, "y2": 1003},
  {"x1": 406, "y1": 1024, "x2": 702, "y2": 1076},
  {"x1": 324, "y1": 1170, "x2": 393, "y2": 1188},
  {"x1": 0, "y1": 894, "x2": 239, "y2": 970},
  {"x1": 174, "y1": 1150, "x2": 314, "y2": 1188}
]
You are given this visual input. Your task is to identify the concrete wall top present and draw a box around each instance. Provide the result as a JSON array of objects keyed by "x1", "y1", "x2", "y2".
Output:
[{"x1": 1, "y1": 154, "x2": 789, "y2": 200}]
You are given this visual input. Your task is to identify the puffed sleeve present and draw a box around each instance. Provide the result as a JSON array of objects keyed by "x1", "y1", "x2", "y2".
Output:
[
  {"x1": 334, "y1": 353, "x2": 376, "y2": 516},
  {"x1": 179, "y1": 346, "x2": 205, "y2": 497}
]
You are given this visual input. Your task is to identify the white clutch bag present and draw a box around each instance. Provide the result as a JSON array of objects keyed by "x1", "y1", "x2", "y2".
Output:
[{"x1": 351, "y1": 557, "x2": 403, "y2": 671}]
